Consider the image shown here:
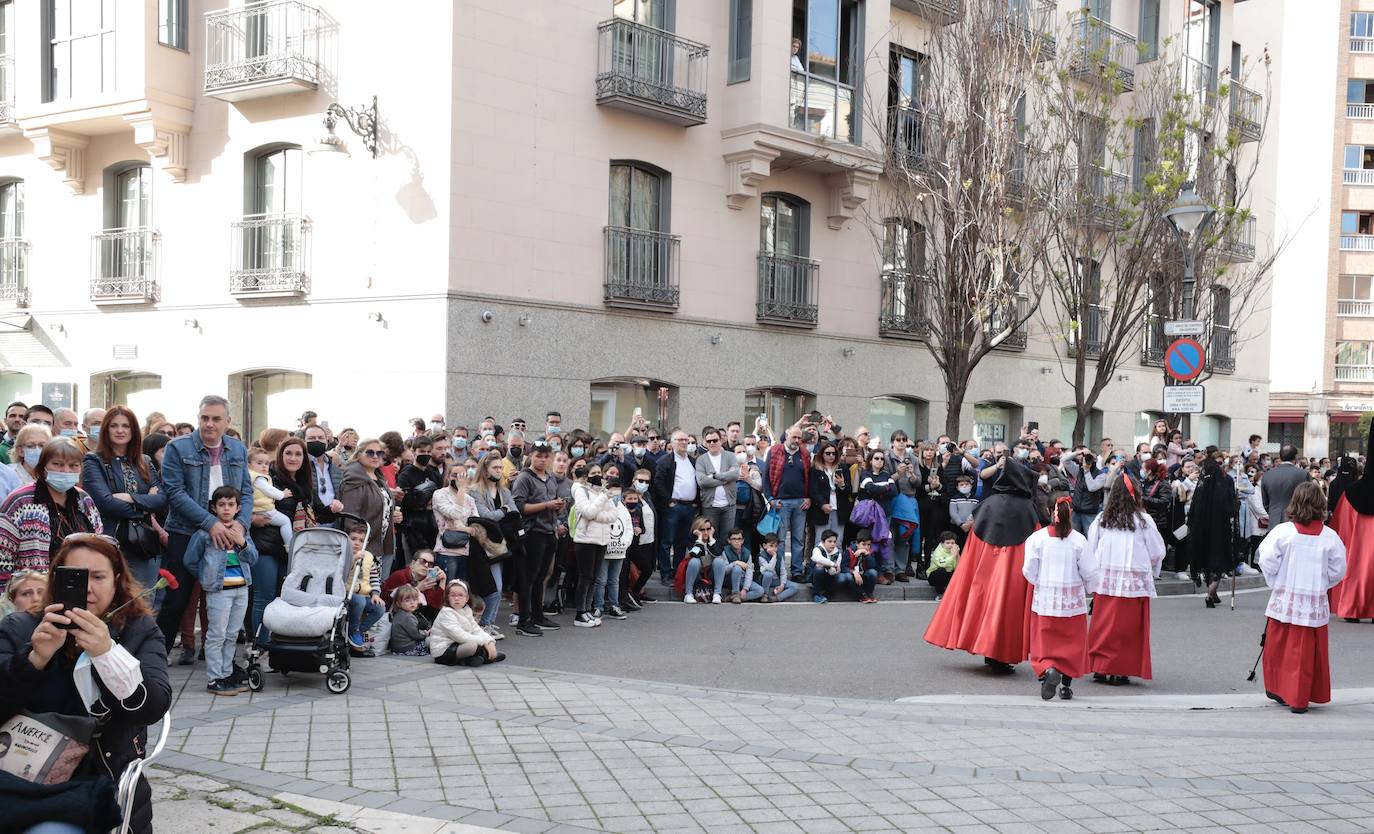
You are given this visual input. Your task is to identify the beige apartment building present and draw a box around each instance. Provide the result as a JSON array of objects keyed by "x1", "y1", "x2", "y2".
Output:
[{"x1": 0, "y1": 0, "x2": 1271, "y2": 447}]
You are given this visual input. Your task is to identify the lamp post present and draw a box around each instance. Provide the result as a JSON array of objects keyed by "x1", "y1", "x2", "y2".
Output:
[
  {"x1": 1163, "y1": 181, "x2": 1215, "y2": 320},
  {"x1": 312, "y1": 96, "x2": 379, "y2": 158}
]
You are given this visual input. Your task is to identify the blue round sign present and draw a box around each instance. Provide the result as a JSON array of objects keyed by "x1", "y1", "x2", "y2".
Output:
[{"x1": 1164, "y1": 338, "x2": 1206, "y2": 382}]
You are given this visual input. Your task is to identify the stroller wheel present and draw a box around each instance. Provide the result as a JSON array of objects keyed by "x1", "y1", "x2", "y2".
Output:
[
  {"x1": 326, "y1": 669, "x2": 351, "y2": 694},
  {"x1": 247, "y1": 667, "x2": 264, "y2": 692}
]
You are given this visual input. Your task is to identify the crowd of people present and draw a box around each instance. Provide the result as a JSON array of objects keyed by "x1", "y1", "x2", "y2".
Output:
[{"x1": 0, "y1": 396, "x2": 1372, "y2": 831}]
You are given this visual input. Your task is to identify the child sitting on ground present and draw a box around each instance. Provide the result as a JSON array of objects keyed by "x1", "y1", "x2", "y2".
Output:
[
  {"x1": 388, "y1": 584, "x2": 431, "y2": 656},
  {"x1": 249, "y1": 447, "x2": 293, "y2": 548},
  {"x1": 744, "y1": 532, "x2": 799, "y2": 602},
  {"x1": 431, "y1": 579, "x2": 506, "y2": 667},
  {"x1": 928, "y1": 531, "x2": 961, "y2": 600}
]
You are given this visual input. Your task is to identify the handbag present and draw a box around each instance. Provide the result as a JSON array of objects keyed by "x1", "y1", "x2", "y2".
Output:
[
  {"x1": 756, "y1": 507, "x2": 781, "y2": 536},
  {"x1": 100, "y1": 461, "x2": 160, "y2": 560},
  {"x1": 0, "y1": 712, "x2": 100, "y2": 785},
  {"x1": 440, "y1": 529, "x2": 471, "y2": 549}
]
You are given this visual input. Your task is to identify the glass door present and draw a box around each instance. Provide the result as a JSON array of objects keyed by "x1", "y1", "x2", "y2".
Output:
[
  {"x1": 111, "y1": 166, "x2": 151, "y2": 289},
  {"x1": 249, "y1": 147, "x2": 301, "y2": 280}
]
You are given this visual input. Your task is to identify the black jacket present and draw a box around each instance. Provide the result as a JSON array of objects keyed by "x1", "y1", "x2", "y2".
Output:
[
  {"x1": 0, "y1": 613, "x2": 171, "y2": 834},
  {"x1": 650, "y1": 453, "x2": 697, "y2": 510}
]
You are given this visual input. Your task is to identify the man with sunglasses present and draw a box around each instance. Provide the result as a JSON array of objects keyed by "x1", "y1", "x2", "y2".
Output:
[{"x1": 695, "y1": 426, "x2": 740, "y2": 545}]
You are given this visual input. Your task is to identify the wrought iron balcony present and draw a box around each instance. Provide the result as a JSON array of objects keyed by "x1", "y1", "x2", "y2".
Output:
[
  {"x1": 1072, "y1": 165, "x2": 1130, "y2": 230},
  {"x1": 1339, "y1": 299, "x2": 1374, "y2": 317},
  {"x1": 230, "y1": 214, "x2": 311, "y2": 297},
  {"x1": 1069, "y1": 304, "x2": 1107, "y2": 359},
  {"x1": 0, "y1": 239, "x2": 28, "y2": 306},
  {"x1": 0, "y1": 56, "x2": 15, "y2": 133},
  {"x1": 596, "y1": 18, "x2": 708, "y2": 127},
  {"x1": 604, "y1": 226, "x2": 680, "y2": 310},
  {"x1": 1336, "y1": 364, "x2": 1374, "y2": 382},
  {"x1": 90, "y1": 229, "x2": 159, "y2": 304},
  {"x1": 1217, "y1": 214, "x2": 1256, "y2": 263},
  {"x1": 887, "y1": 105, "x2": 944, "y2": 177},
  {"x1": 757, "y1": 253, "x2": 819, "y2": 327},
  {"x1": 879, "y1": 269, "x2": 932, "y2": 340},
  {"x1": 892, "y1": 0, "x2": 963, "y2": 25},
  {"x1": 1180, "y1": 56, "x2": 1217, "y2": 107},
  {"x1": 989, "y1": 0, "x2": 1057, "y2": 62},
  {"x1": 1141, "y1": 316, "x2": 1165, "y2": 366},
  {"x1": 1211, "y1": 325, "x2": 1235, "y2": 373},
  {"x1": 204, "y1": 0, "x2": 319, "y2": 102},
  {"x1": 1228, "y1": 80, "x2": 1262, "y2": 143},
  {"x1": 1068, "y1": 13, "x2": 1136, "y2": 92},
  {"x1": 988, "y1": 292, "x2": 1029, "y2": 351},
  {"x1": 1342, "y1": 234, "x2": 1374, "y2": 252}
]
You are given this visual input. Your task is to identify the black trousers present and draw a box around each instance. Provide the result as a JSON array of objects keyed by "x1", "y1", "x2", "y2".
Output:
[
  {"x1": 518, "y1": 531, "x2": 556, "y2": 625},
  {"x1": 155, "y1": 532, "x2": 195, "y2": 651},
  {"x1": 574, "y1": 542, "x2": 605, "y2": 614}
]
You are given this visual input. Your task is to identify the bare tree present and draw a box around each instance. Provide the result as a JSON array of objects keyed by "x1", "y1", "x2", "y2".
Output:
[{"x1": 863, "y1": 0, "x2": 1058, "y2": 438}]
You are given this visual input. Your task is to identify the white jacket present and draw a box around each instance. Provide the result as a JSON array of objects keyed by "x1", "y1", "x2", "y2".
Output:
[
  {"x1": 1022, "y1": 528, "x2": 1100, "y2": 617},
  {"x1": 429, "y1": 605, "x2": 492, "y2": 658},
  {"x1": 1259, "y1": 522, "x2": 1347, "y2": 628},
  {"x1": 572, "y1": 482, "x2": 617, "y2": 546},
  {"x1": 1087, "y1": 512, "x2": 1166, "y2": 598}
]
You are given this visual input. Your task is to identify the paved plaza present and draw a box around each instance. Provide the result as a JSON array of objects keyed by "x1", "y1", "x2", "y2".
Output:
[{"x1": 149, "y1": 593, "x2": 1374, "y2": 834}]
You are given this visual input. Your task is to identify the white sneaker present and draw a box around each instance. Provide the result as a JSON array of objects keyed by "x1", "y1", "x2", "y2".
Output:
[
  {"x1": 711, "y1": 593, "x2": 722, "y2": 605},
  {"x1": 484, "y1": 625, "x2": 505, "y2": 641},
  {"x1": 573, "y1": 612, "x2": 597, "y2": 628},
  {"x1": 509, "y1": 613, "x2": 519, "y2": 626},
  {"x1": 683, "y1": 594, "x2": 697, "y2": 604},
  {"x1": 1175, "y1": 571, "x2": 1191, "y2": 581},
  {"x1": 1237, "y1": 564, "x2": 1257, "y2": 576}
]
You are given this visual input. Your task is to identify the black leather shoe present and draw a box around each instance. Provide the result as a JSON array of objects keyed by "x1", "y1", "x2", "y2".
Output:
[{"x1": 1040, "y1": 667, "x2": 1061, "y2": 701}]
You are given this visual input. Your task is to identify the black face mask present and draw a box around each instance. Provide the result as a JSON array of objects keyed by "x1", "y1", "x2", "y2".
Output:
[
  {"x1": 509, "y1": 447, "x2": 522, "y2": 459},
  {"x1": 587, "y1": 474, "x2": 603, "y2": 487},
  {"x1": 572, "y1": 468, "x2": 586, "y2": 480},
  {"x1": 487, "y1": 473, "x2": 501, "y2": 483},
  {"x1": 306, "y1": 440, "x2": 327, "y2": 458},
  {"x1": 415, "y1": 454, "x2": 432, "y2": 468},
  {"x1": 605, "y1": 476, "x2": 620, "y2": 488}
]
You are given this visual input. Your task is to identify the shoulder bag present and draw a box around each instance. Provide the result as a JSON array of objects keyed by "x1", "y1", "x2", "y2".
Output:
[{"x1": 100, "y1": 461, "x2": 160, "y2": 561}]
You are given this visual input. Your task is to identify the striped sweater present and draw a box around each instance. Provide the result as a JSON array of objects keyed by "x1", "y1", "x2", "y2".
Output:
[{"x1": 0, "y1": 483, "x2": 103, "y2": 588}]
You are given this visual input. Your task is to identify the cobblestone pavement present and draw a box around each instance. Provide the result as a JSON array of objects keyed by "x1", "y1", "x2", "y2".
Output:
[{"x1": 151, "y1": 643, "x2": 1374, "y2": 834}]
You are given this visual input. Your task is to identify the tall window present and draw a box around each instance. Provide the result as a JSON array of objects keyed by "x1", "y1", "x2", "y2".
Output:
[
  {"x1": 760, "y1": 194, "x2": 806, "y2": 256},
  {"x1": 728, "y1": 0, "x2": 751, "y2": 83},
  {"x1": 250, "y1": 146, "x2": 302, "y2": 216},
  {"x1": 789, "y1": 0, "x2": 862, "y2": 143},
  {"x1": 44, "y1": 0, "x2": 117, "y2": 102},
  {"x1": 1354, "y1": 12, "x2": 1374, "y2": 38},
  {"x1": 1340, "y1": 275, "x2": 1373, "y2": 302},
  {"x1": 0, "y1": 180, "x2": 22, "y2": 239},
  {"x1": 1133, "y1": 118, "x2": 1156, "y2": 191},
  {"x1": 613, "y1": 0, "x2": 667, "y2": 27},
  {"x1": 1183, "y1": 0, "x2": 1219, "y2": 73},
  {"x1": 1083, "y1": 0, "x2": 1111, "y2": 19},
  {"x1": 239, "y1": 145, "x2": 303, "y2": 284},
  {"x1": 1347, "y1": 145, "x2": 1374, "y2": 171},
  {"x1": 113, "y1": 166, "x2": 152, "y2": 230},
  {"x1": 158, "y1": 0, "x2": 187, "y2": 49},
  {"x1": 0, "y1": 1, "x2": 13, "y2": 108},
  {"x1": 0, "y1": 179, "x2": 22, "y2": 298},
  {"x1": 1138, "y1": 0, "x2": 1160, "y2": 61},
  {"x1": 1343, "y1": 211, "x2": 1374, "y2": 236},
  {"x1": 609, "y1": 162, "x2": 664, "y2": 233},
  {"x1": 606, "y1": 162, "x2": 671, "y2": 296},
  {"x1": 882, "y1": 218, "x2": 923, "y2": 274}
]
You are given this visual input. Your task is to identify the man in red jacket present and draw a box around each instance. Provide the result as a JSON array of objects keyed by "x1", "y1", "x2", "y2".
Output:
[{"x1": 764, "y1": 427, "x2": 811, "y2": 581}]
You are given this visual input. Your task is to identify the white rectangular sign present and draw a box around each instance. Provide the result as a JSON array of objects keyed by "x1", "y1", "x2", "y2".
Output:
[
  {"x1": 1163, "y1": 385, "x2": 1205, "y2": 414},
  {"x1": 1164, "y1": 320, "x2": 1205, "y2": 336}
]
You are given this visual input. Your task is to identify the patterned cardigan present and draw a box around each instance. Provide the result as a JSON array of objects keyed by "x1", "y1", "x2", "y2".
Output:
[{"x1": 0, "y1": 483, "x2": 103, "y2": 588}]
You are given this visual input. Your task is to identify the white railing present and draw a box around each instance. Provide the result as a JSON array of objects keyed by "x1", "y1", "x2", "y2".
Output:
[
  {"x1": 1347, "y1": 169, "x2": 1374, "y2": 186},
  {"x1": 1339, "y1": 299, "x2": 1374, "y2": 317},
  {"x1": 0, "y1": 238, "x2": 28, "y2": 304},
  {"x1": 1342, "y1": 234, "x2": 1374, "y2": 251},
  {"x1": 0, "y1": 55, "x2": 13, "y2": 124},
  {"x1": 1349, "y1": 103, "x2": 1374, "y2": 119},
  {"x1": 230, "y1": 214, "x2": 310, "y2": 294},
  {"x1": 1353, "y1": 37, "x2": 1374, "y2": 53},
  {"x1": 91, "y1": 228, "x2": 159, "y2": 302},
  {"x1": 1336, "y1": 365, "x2": 1374, "y2": 382},
  {"x1": 204, "y1": 0, "x2": 319, "y2": 94}
]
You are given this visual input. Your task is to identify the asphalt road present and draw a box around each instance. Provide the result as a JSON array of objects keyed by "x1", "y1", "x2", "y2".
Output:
[{"x1": 502, "y1": 589, "x2": 1374, "y2": 701}]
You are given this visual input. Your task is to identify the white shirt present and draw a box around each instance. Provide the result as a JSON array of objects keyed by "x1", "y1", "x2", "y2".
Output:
[
  {"x1": 1258, "y1": 522, "x2": 1347, "y2": 628},
  {"x1": 1022, "y1": 528, "x2": 1099, "y2": 617},
  {"x1": 315, "y1": 455, "x2": 336, "y2": 505},
  {"x1": 707, "y1": 452, "x2": 728, "y2": 507},
  {"x1": 671, "y1": 453, "x2": 695, "y2": 501},
  {"x1": 1086, "y1": 512, "x2": 1166, "y2": 598},
  {"x1": 205, "y1": 440, "x2": 224, "y2": 492}
]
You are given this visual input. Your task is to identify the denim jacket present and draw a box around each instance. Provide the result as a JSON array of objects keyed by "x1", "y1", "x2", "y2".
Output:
[
  {"x1": 183, "y1": 527, "x2": 259, "y2": 592},
  {"x1": 80, "y1": 451, "x2": 169, "y2": 533},
  {"x1": 160, "y1": 431, "x2": 254, "y2": 536}
]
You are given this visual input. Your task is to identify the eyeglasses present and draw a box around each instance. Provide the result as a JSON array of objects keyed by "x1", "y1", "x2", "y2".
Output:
[
  {"x1": 362, "y1": 449, "x2": 385, "y2": 458},
  {"x1": 823, "y1": 450, "x2": 837, "y2": 456},
  {"x1": 416, "y1": 558, "x2": 435, "y2": 567},
  {"x1": 704, "y1": 437, "x2": 720, "y2": 444},
  {"x1": 64, "y1": 533, "x2": 121, "y2": 547}
]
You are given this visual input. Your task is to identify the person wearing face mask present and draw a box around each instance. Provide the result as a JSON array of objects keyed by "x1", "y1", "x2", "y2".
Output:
[
  {"x1": 303, "y1": 424, "x2": 344, "y2": 525},
  {"x1": 544, "y1": 451, "x2": 576, "y2": 617},
  {"x1": 0, "y1": 437, "x2": 103, "y2": 589},
  {"x1": 80, "y1": 408, "x2": 106, "y2": 451},
  {"x1": 567, "y1": 436, "x2": 588, "y2": 464},
  {"x1": 502, "y1": 430, "x2": 528, "y2": 481},
  {"x1": 570, "y1": 463, "x2": 617, "y2": 627},
  {"x1": 947, "y1": 474, "x2": 979, "y2": 548},
  {"x1": 622, "y1": 469, "x2": 658, "y2": 604},
  {"x1": 398, "y1": 434, "x2": 446, "y2": 557},
  {"x1": 5, "y1": 424, "x2": 49, "y2": 490}
]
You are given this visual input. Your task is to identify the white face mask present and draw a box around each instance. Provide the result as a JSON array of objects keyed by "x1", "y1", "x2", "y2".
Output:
[
  {"x1": 958, "y1": 486, "x2": 972, "y2": 496},
  {"x1": 1038, "y1": 474, "x2": 1049, "y2": 487},
  {"x1": 746, "y1": 445, "x2": 756, "y2": 456}
]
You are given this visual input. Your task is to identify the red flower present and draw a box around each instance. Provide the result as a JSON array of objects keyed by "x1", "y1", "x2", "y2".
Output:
[{"x1": 158, "y1": 568, "x2": 180, "y2": 591}]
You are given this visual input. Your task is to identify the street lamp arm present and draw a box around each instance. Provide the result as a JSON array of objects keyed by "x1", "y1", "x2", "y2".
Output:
[{"x1": 323, "y1": 96, "x2": 379, "y2": 158}]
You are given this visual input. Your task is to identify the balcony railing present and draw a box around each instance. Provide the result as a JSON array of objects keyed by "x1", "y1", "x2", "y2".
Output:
[
  {"x1": 204, "y1": 0, "x2": 319, "y2": 101},
  {"x1": 1342, "y1": 234, "x2": 1374, "y2": 251},
  {"x1": 1180, "y1": 56, "x2": 1216, "y2": 106},
  {"x1": 892, "y1": 0, "x2": 963, "y2": 25},
  {"x1": 1072, "y1": 165, "x2": 1130, "y2": 230},
  {"x1": 604, "y1": 226, "x2": 680, "y2": 310},
  {"x1": 789, "y1": 72, "x2": 855, "y2": 143},
  {"x1": 757, "y1": 252, "x2": 819, "y2": 327},
  {"x1": 230, "y1": 214, "x2": 310, "y2": 297},
  {"x1": 1350, "y1": 103, "x2": 1374, "y2": 120},
  {"x1": 1218, "y1": 214, "x2": 1256, "y2": 262},
  {"x1": 1142, "y1": 317, "x2": 1166, "y2": 366},
  {"x1": 988, "y1": 292, "x2": 1029, "y2": 350},
  {"x1": 90, "y1": 229, "x2": 159, "y2": 304},
  {"x1": 1069, "y1": 13, "x2": 1136, "y2": 92},
  {"x1": 1354, "y1": 37, "x2": 1374, "y2": 53},
  {"x1": 1211, "y1": 325, "x2": 1235, "y2": 373},
  {"x1": 596, "y1": 18, "x2": 708, "y2": 127},
  {"x1": 990, "y1": 0, "x2": 1057, "y2": 61},
  {"x1": 879, "y1": 269, "x2": 932, "y2": 339},
  {"x1": 1336, "y1": 365, "x2": 1374, "y2": 382},
  {"x1": 1228, "y1": 80, "x2": 1262, "y2": 142},
  {"x1": 1070, "y1": 304, "x2": 1106, "y2": 359},
  {"x1": 1347, "y1": 169, "x2": 1374, "y2": 186},
  {"x1": 887, "y1": 105, "x2": 944, "y2": 176},
  {"x1": 0, "y1": 55, "x2": 14, "y2": 128},
  {"x1": 1339, "y1": 299, "x2": 1374, "y2": 317},
  {"x1": 0, "y1": 238, "x2": 28, "y2": 305}
]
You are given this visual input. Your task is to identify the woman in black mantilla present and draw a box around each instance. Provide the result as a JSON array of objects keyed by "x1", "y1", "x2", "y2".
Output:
[{"x1": 1186, "y1": 458, "x2": 1236, "y2": 608}]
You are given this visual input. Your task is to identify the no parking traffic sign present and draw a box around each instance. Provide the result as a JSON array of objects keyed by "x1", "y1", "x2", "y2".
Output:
[{"x1": 1164, "y1": 338, "x2": 1206, "y2": 382}]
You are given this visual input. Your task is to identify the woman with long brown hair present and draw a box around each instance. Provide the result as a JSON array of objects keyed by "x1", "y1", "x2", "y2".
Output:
[
  {"x1": 1085, "y1": 475, "x2": 1167, "y2": 686},
  {"x1": 82, "y1": 405, "x2": 168, "y2": 594},
  {"x1": 0, "y1": 534, "x2": 171, "y2": 833}
]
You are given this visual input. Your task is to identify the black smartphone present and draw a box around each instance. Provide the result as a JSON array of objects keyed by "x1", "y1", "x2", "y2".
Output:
[
  {"x1": 53, "y1": 566, "x2": 88, "y2": 629},
  {"x1": 1027, "y1": 421, "x2": 1039, "y2": 432}
]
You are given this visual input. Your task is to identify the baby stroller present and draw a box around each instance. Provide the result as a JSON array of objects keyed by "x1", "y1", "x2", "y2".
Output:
[{"x1": 245, "y1": 514, "x2": 367, "y2": 695}]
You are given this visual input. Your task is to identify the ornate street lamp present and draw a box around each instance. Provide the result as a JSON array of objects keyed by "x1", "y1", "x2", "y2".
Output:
[
  {"x1": 313, "y1": 96, "x2": 378, "y2": 158},
  {"x1": 1164, "y1": 181, "x2": 1215, "y2": 319}
]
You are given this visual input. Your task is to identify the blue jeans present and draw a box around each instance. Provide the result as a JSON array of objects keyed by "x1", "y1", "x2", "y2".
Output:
[
  {"x1": 775, "y1": 498, "x2": 806, "y2": 575},
  {"x1": 127, "y1": 555, "x2": 162, "y2": 610},
  {"x1": 593, "y1": 557, "x2": 622, "y2": 611},
  {"x1": 684, "y1": 553, "x2": 727, "y2": 595},
  {"x1": 348, "y1": 594, "x2": 384, "y2": 636},
  {"x1": 657, "y1": 502, "x2": 696, "y2": 579},
  {"x1": 247, "y1": 553, "x2": 283, "y2": 646},
  {"x1": 436, "y1": 554, "x2": 462, "y2": 585},
  {"x1": 1072, "y1": 511, "x2": 1097, "y2": 537},
  {"x1": 23, "y1": 823, "x2": 86, "y2": 834},
  {"x1": 480, "y1": 561, "x2": 502, "y2": 627},
  {"x1": 204, "y1": 587, "x2": 249, "y2": 681},
  {"x1": 813, "y1": 569, "x2": 877, "y2": 599},
  {"x1": 745, "y1": 572, "x2": 799, "y2": 601}
]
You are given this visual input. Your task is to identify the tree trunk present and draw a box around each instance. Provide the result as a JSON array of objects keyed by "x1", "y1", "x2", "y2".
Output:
[{"x1": 944, "y1": 373, "x2": 967, "y2": 440}]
